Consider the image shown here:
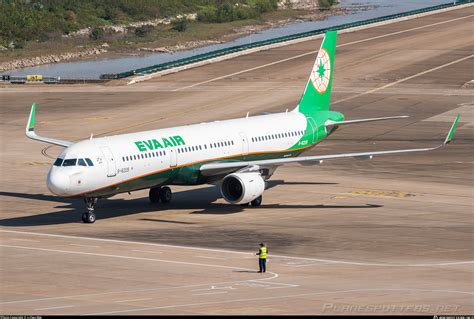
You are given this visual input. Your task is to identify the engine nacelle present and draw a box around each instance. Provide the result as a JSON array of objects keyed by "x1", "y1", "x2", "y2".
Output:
[{"x1": 221, "y1": 172, "x2": 265, "y2": 204}]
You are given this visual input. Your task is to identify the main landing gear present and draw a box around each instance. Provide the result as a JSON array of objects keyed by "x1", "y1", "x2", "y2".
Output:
[
  {"x1": 149, "y1": 186, "x2": 172, "y2": 204},
  {"x1": 240, "y1": 195, "x2": 263, "y2": 207},
  {"x1": 82, "y1": 197, "x2": 98, "y2": 224}
]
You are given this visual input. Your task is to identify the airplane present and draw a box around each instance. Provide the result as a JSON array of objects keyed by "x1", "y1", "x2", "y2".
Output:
[{"x1": 25, "y1": 31, "x2": 460, "y2": 223}]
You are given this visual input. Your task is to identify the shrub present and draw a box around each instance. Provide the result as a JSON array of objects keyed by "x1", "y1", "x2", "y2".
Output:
[
  {"x1": 89, "y1": 27, "x2": 104, "y2": 40},
  {"x1": 134, "y1": 24, "x2": 154, "y2": 37},
  {"x1": 252, "y1": 0, "x2": 278, "y2": 14},
  {"x1": 197, "y1": 5, "x2": 218, "y2": 22},
  {"x1": 171, "y1": 18, "x2": 188, "y2": 32},
  {"x1": 318, "y1": 0, "x2": 336, "y2": 9}
]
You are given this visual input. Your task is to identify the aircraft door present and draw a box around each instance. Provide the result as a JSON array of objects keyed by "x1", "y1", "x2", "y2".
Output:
[
  {"x1": 100, "y1": 146, "x2": 117, "y2": 177},
  {"x1": 169, "y1": 148, "x2": 177, "y2": 167},
  {"x1": 239, "y1": 132, "x2": 249, "y2": 155}
]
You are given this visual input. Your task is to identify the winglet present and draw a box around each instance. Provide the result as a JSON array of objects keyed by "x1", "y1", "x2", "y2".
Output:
[
  {"x1": 25, "y1": 102, "x2": 73, "y2": 148},
  {"x1": 444, "y1": 114, "x2": 460, "y2": 144},
  {"x1": 27, "y1": 102, "x2": 36, "y2": 132}
]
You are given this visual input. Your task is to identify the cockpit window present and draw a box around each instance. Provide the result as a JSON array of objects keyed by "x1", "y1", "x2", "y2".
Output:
[
  {"x1": 85, "y1": 158, "x2": 94, "y2": 166},
  {"x1": 78, "y1": 159, "x2": 87, "y2": 166},
  {"x1": 62, "y1": 159, "x2": 77, "y2": 166},
  {"x1": 53, "y1": 158, "x2": 63, "y2": 166}
]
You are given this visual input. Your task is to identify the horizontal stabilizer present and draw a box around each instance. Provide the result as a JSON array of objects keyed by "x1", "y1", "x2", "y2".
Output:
[
  {"x1": 325, "y1": 115, "x2": 409, "y2": 127},
  {"x1": 26, "y1": 103, "x2": 73, "y2": 148}
]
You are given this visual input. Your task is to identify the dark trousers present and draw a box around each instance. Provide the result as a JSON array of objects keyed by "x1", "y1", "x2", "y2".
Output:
[{"x1": 259, "y1": 258, "x2": 266, "y2": 272}]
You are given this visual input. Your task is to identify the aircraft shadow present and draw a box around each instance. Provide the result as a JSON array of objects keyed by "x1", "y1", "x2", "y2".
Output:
[{"x1": 0, "y1": 181, "x2": 381, "y2": 227}]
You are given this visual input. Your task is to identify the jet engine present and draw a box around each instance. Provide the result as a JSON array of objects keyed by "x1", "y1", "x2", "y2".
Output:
[{"x1": 221, "y1": 172, "x2": 265, "y2": 204}]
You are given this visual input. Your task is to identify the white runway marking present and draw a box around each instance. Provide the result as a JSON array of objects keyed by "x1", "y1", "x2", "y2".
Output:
[
  {"x1": 1, "y1": 229, "x2": 471, "y2": 268},
  {"x1": 70, "y1": 244, "x2": 100, "y2": 248},
  {"x1": 132, "y1": 249, "x2": 163, "y2": 254},
  {"x1": 195, "y1": 255, "x2": 228, "y2": 260},
  {"x1": 8, "y1": 238, "x2": 38, "y2": 242},
  {"x1": 0, "y1": 273, "x2": 279, "y2": 306},
  {"x1": 172, "y1": 15, "x2": 473, "y2": 92},
  {"x1": 35, "y1": 305, "x2": 74, "y2": 311},
  {"x1": 0, "y1": 244, "x2": 262, "y2": 272},
  {"x1": 86, "y1": 288, "x2": 474, "y2": 315},
  {"x1": 115, "y1": 298, "x2": 153, "y2": 303},
  {"x1": 193, "y1": 291, "x2": 228, "y2": 296},
  {"x1": 332, "y1": 54, "x2": 474, "y2": 106}
]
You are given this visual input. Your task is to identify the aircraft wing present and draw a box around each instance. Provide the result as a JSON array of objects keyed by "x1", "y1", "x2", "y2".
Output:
[
  {"x1": 25, "y1": 103, "x2": 73, "y2": 147},
  {"x1": 200, "y1": 114, "x2": 460, "y2": 176}
]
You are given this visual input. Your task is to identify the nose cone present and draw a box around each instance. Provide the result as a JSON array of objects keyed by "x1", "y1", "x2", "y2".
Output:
[{"x1": 47, "y1": 169, "x2": 70, "y2": 196}]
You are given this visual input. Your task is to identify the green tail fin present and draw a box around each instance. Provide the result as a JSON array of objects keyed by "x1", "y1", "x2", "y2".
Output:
[{"x1": 297, "y1": 31, "x2": 337, "y2": 116}]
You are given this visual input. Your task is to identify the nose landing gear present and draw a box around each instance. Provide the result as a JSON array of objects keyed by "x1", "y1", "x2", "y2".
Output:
[{"x1": 82, "y1": 197, "x2": 98, "y2": 223}]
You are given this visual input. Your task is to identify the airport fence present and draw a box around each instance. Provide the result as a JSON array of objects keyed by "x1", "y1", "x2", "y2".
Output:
[{"x1": 101, "y1": 0, "x2": 472, "y2": 80}]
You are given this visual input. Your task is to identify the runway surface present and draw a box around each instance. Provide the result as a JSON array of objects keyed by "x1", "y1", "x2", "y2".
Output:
[{"x1": 0, "y1": 5, "x2": 473, "y2": 315}]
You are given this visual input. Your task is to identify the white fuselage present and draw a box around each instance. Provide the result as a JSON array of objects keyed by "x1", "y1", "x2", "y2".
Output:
[{"x1": 47, "y1": 111, "x2": 312, "y2": 198}]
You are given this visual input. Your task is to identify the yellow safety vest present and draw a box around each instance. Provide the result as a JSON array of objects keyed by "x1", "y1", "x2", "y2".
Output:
[{"x1": 259, "y1": 247, "x2": 267, "y2": 259}]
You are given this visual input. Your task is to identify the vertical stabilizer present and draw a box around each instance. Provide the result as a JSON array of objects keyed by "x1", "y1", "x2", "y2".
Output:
[{"x1": 297, "y1": 31, "x2": 337, "y2": 116}]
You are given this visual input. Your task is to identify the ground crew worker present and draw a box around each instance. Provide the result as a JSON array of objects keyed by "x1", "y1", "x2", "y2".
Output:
[{"x1": 256, "y1": 242, "x2": 267, "y2": 273}]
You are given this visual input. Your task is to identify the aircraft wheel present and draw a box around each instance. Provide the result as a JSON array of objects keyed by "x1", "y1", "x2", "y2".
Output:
[
  {"x1": 81, "y1": 212, "x2": 88, "y2": 223},
  {"x1": 149, "y1": 187, "x2": 161, "y2": 203},
  {"x1": 87, "y1": 212, "x2": 96, "y2": 224},
  {"x1": 159, "y1": 186, "x2": 172, "y2": 203},
  {"x1": 251, "y1": 196, "x2": 262, "y2": 207}
]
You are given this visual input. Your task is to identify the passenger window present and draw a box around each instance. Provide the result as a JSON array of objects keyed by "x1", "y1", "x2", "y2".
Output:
[
  {"x1": 78, "y1": 159, "x2": 87, "y2": 166},
  {"x1": 53, "y1": 158, "x2": 63, "y2": 166},
  {"x1": 63, "y1": 159, "x2": 77, "y2": 166},
  {"x1": 85, "y1": 158, "x2": 94, "y2": 166}
]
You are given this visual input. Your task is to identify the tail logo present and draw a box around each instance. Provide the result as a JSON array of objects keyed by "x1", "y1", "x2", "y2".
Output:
[{"x1": 310, "y1": 48, "x2": 331, "y2": 94}]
